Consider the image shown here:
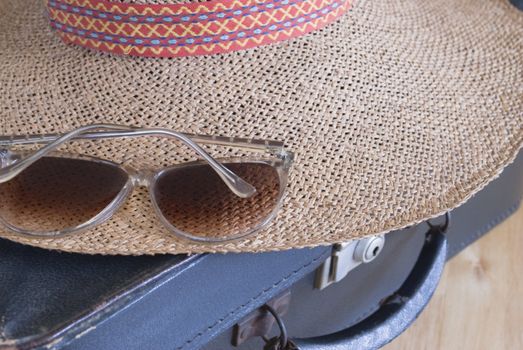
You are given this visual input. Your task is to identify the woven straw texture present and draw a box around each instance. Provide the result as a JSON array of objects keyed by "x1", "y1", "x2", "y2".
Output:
[{"x1": 0, "y1": 0, "x2": 522, "y2": 255}]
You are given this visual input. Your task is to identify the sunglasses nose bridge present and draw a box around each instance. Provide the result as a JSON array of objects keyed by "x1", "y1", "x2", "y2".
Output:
[{"x1": 130, "y1": 169, "x2": 155, "y2": 188}]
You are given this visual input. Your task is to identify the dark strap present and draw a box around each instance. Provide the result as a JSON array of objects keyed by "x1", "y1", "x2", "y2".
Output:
[{"x1": 292, "y1": 229, "x2": 447, "y2": 350}]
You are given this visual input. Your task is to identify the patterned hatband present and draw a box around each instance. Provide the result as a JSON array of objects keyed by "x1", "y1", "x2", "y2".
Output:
[{"x1": 45, "y1": 0, "x2": 352, "y2": 57}]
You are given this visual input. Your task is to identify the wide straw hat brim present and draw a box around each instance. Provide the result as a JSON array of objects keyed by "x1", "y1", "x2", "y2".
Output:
[{"x1": 0, "y1": 0, "x2": 522, "y2": 255}]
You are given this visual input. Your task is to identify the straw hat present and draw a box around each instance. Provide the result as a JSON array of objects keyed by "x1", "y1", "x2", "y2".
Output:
[{"x1": 0, "y1": 0, "x2": 521, "y2": 255}]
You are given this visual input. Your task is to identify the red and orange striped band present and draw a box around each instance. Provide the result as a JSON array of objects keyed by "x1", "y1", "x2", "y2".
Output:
[{"x1": 45, "y1": 0, "x2": 351, "y2": 57}]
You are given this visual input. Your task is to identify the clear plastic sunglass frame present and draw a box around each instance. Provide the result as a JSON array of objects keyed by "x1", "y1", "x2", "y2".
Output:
[{"x1": 0, "y1": 124, "x2": 294, "y2": 243}]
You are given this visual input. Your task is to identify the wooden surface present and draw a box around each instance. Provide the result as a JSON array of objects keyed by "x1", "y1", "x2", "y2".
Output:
[{"x1": 384, "y1": 205, "x2": 523, "y2": 350}]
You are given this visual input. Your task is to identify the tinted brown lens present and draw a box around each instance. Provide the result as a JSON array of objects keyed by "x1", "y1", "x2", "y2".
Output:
[
  {"x1": 0, "y1": 157, "x2": 128, "y2": 233},
  {"x1": 154, "y1": 162, "x2": 281, "y2": 240}
]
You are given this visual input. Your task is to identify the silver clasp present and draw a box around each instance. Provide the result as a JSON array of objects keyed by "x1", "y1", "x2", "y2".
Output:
[{"x1": 314, "y1": 235, "x2": 385, "y2": 290}]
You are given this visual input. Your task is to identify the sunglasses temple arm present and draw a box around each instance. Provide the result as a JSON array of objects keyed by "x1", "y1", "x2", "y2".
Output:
[
  {"x1": 0, "y1": 130, "x2": 285, "y2": 153},
  {"x1": 0, "y1": 124, "x2": 116, "y2": 183},
  {"x1": 141, "y1": 129, "x2": 257, "y2": 198},
  {"x1": 0, "y1": 124, "x2": 257, "y2": 198}
]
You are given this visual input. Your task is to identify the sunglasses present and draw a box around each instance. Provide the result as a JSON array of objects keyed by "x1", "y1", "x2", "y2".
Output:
[{"x1": 0, "y1": 124, "x2": 294, "y2": 243}]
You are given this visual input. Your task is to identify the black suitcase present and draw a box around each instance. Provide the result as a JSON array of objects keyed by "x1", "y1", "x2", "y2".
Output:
[{"x1": 1, "y1": 151, "x2": 522, "y2": 350}]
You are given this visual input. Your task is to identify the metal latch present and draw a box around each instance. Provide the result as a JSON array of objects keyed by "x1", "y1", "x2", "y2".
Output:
[
  {"x1": 232, "y1": 291, "x2": 292, "y2": 347},
  {"x1": 314, "y1": 235, "x2": 385, "y2": 290}
]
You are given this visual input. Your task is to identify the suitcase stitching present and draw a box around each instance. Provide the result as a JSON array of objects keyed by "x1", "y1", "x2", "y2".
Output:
[{"x1": 178, "y1": 247, "x2": 331, "y2": 349}]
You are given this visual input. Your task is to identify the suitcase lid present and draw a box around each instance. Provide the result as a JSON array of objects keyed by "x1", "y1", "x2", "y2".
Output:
[{"x1": 0, "y1": 239, "x2": 329, "y2": 349}]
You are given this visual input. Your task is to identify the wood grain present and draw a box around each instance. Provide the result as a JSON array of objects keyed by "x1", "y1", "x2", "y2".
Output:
[{"x1": 384, "y1": 205, "x2": 523, "y2": 350}]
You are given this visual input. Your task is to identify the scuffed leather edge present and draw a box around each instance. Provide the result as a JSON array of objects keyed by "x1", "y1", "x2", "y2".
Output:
[{"x1": 0, "y1": 255, "x2": 202, "y2": 350}]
